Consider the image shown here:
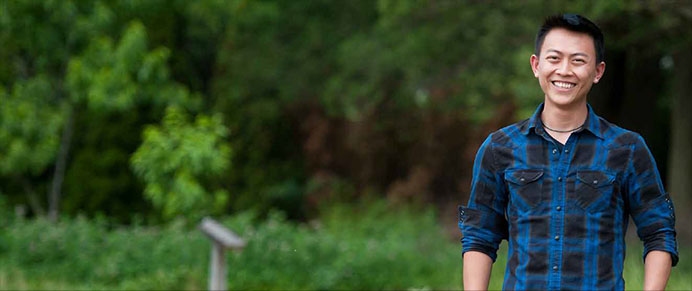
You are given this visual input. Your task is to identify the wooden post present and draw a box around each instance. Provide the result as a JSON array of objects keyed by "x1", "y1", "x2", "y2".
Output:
[
  {"x1": 209, "y1": 243, "x2": 226, "y2": 290},
  {"x1": 199, "y1": 217, "x2": 246, "y2": 291}
]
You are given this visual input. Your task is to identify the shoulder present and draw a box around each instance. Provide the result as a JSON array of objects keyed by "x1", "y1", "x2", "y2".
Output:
[
  {"x1": 485, "y1": 118, "x2": 531, "y2": 148},
  {"x1": 476, "y1": 119, "x2": 530, "y2": 171},
  {"x1": 594, "y1": 115, "x2": 647, "y2": 148},
  {"x1": 595, "y1": 117, "x2": 658, "y2": 174}
]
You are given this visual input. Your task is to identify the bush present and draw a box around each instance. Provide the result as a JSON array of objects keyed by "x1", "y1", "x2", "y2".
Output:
[
  {"x1": 0, "y1": 201, "x2": 461, "y2": 289},
  {"x1": 0, "y1": 216, "x2": 207, "y2": 289},
  {"x1": 0, "y1": 201, "x2": 690, "y2": 290},
  {"x1": 225, "y1": 201, "x2": 461, "y2": 289}
]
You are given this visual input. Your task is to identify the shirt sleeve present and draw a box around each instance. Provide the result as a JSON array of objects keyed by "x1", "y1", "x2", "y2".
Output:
[
  {"x1": 626, "y1": 134, "x2": 679, "y2": 266},
  {"x1": 459, "y1": 133, "x2": 508, "y2": 262}
]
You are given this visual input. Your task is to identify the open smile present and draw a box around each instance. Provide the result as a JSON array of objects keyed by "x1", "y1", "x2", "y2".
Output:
[{"x1": 551, "y1": 81, "x2": 576, "y2": 89}]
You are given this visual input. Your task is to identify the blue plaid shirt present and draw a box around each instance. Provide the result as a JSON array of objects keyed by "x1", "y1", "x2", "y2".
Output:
[{"x1": 459, "y1": 103, "x2": 678, "y2": 290}]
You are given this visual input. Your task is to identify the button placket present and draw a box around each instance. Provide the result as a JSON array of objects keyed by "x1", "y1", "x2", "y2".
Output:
[
  {"x1": 553, "y1": 142, "x2": 568, "y2": 284},
  {"x1": 549, "y1": 136, "x2": 573, "y2": 286}
]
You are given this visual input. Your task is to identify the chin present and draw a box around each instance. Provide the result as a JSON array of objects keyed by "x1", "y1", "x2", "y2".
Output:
[{"x1": 546, "y1": 95, "x2": 579, "y2": 107}]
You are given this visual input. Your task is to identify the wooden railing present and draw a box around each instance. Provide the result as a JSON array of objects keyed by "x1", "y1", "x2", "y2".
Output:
[{"x1": 198, "y1": 217, "x2": 246, "y2": 291}]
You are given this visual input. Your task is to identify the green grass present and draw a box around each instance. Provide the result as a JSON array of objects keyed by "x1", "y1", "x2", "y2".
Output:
[{"x1": 0, "y1": 202, "x2": 689, "y2": 290}]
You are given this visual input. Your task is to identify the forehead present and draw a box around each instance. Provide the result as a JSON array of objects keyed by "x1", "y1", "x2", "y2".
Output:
[{"x1": 541, "y1": 28, "x2": 596, "y2": 56}]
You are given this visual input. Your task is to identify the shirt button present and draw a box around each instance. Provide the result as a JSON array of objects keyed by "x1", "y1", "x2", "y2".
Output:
[
  {"x1": 557, "y1": 177, "x2": 562, "y2": 182},
  {"x1": 552, "y1": 265, "x2": 558, "y2": 271},
  {"x1": 554, "y1": 235, "x2": 560, "y2": 240},
  {"x1": 556, "y1": 206, "x2": 561, "y2": 211},
  {"x1": 564, "y1": 149, "x2": 569, "y2": 153},
  {"x1": 552, "y1": 149, "x2": 557, "y2": 154},
  {"x1": 593, "y1": 180, "x2": 598, "y2": 184}
]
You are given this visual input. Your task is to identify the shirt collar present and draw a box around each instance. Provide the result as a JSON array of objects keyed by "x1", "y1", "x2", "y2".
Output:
[{"x1": 520, "y1": 102, "x2": 604, "y2": 140}]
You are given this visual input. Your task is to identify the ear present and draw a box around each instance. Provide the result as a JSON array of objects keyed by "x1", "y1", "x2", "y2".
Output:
[
  {"x1": 593, "y1": 61, "x2": 606, "y2": 83},
  {"x1": 530, "y1": 54, "x2": 539, "y2": 78}
]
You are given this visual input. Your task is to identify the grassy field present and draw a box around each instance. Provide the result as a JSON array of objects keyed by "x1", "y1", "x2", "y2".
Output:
[{"x1": 0, "y1": 202, "x2": 689, "y2": 290}]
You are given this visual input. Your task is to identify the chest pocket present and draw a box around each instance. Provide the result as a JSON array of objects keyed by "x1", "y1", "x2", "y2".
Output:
[
  {"x1": 572, "y1": 170, "x2": 616, "y2": 213},
  {"x1": 505, "y1": 169, "x2": 545, "y2": 212}
]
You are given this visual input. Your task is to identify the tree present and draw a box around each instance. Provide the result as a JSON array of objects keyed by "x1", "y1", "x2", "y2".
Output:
[
  {"x1": 0, "y1": 77, "x2": 64, "y2": 215},
  {"x1": 0, "y1": 0, "x2": 207, "y2": 221},
  {"x1": 131, "y1": 106, "x2": 231, "y2": 220}
]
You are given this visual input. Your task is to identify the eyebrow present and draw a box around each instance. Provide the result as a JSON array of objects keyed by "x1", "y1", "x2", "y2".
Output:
[{"x1": 545, "y1": 49, "x2": 589, "y2": 58}]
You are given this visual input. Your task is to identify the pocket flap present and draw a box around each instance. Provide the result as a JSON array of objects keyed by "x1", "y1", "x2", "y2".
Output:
[
  {"x1": 505, "y1": 169, "x2": 543, "y2": 185},
  {"x1": 577, "y1": 171, "x2": 614, "y2": 188}
]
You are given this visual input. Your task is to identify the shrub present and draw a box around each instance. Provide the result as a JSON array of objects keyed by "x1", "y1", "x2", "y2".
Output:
[{"x1": 0, "y1": 201, "x2": 689, "y2": 290}]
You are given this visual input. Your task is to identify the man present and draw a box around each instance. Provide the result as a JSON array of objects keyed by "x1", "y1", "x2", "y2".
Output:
[{"x1": 459, "y1": 14, "x2": 678, "y2": 290}]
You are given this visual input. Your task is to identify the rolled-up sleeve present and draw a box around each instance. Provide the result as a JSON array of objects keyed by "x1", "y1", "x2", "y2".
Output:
[
  {"x1": 459, "y1": 134, "x2": 508, "y2": 262},
  {"x1": 626, "y1": 135, "x2": 678, "y2": 266}
]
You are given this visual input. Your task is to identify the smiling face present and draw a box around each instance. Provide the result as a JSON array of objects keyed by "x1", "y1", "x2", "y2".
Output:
[{"x1": 531, "y1": 28, "x2": 605, "y2": 109}]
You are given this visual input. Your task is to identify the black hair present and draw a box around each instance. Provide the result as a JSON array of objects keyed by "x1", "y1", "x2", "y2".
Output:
[{"x1": 535, "y1": 13, "x2": 605, "y2": 63}]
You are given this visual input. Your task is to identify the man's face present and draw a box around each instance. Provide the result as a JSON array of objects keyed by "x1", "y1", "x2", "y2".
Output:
[{"x1": 530, "y1": 28, "x2": 605, "y2": 108}]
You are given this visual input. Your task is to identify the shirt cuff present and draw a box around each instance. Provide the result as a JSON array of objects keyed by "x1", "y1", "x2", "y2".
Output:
[
  {"x1": 643, "y1": 246, "x2": 679, "y2": 267},
  {"x1": 462, "y1": 243, "x2": 499, "y2": 262}
]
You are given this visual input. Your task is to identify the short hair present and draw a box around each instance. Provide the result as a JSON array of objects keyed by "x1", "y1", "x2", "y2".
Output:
[{"x1": 535, "y1": 14, "x2": 605, "y2": 63}]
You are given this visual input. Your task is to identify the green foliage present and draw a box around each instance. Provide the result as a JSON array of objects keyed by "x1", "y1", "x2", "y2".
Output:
[
  {"x1": 0, "y1": 0, "x2": 208, "y2": 220},
  {"x1": 131, "y1": 106, "x2": 231, "y2": 219},
  {"x1": 1, "y1": 202, "x2": 691, "y2": 289},
  {"x1": 61, "y1": 109, "x2": 149, "y2": 221},
  {"x1": 321, "y1": 1, "x2": 543, "y2": 122},
  {"x1": 0, "y1": 202, "x2": 461, "y2": 289},
  {"x1": 0, "y1": 216, "x2": 206, "y2": 289},
  {"x1": 0, "y1": 0, "x2": 690, "y2": 228},
  {"x1": 226, "y1": 201, "x2": 461, "y2": 289},
  {"x1": 66, "y1": 20, "x2": 197, "y2": 111},
  {"x1": 0, "y1": 77, "x2": 64, "y2": 176}
]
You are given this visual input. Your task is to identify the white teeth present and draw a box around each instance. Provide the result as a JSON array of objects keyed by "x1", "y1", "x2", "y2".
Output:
[{"x1": 552, "y1": 81, "x2": 575, "y2": 89}]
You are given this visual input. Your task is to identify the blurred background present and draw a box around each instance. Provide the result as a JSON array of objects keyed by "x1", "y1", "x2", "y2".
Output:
[{"x1": 0, "y1": 0, "x2": 691, "y2": 289}]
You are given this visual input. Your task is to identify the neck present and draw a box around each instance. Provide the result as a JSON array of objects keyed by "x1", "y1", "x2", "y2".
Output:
[{"x1": 541, "y1": 99, "x2": 588, "y2": 131}]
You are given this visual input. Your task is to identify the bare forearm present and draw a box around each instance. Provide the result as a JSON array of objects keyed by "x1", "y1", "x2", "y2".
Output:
[
  {"x1": 463, "y1": 251, "x2": 493, "y2": 291},
  {"x1": 643, "y1": 250, "x2": 672, "y2": 291}
]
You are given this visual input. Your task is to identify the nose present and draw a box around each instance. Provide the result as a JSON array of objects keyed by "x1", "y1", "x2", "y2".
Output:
[{"x1": 556, "y1": 60, "x2": 572, "y2": 76}]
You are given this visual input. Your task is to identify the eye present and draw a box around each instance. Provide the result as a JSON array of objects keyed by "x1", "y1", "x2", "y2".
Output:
[
  {"x1": 547, "y1": 56, "x2": 559, "y2": 61},
  {"x1": 573, "y1": 58, "x2": 586, "y2": 64}
]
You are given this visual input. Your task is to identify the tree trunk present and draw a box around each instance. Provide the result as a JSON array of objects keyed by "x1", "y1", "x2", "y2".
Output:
[
  {"x1": 22, "y1": 177, "x2": 45, "y2": 217},
  {"x1": 668, "y1": 48, "x2": 692, "y2": 243},
  {"x1": 48, "y1": 106, "x2": 74, "y2": 223}
]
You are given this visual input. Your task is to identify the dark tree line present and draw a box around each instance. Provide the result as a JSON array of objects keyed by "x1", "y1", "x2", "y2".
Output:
[{"x1": 0, "y1": 0, "x2": 690, "y2": 240}]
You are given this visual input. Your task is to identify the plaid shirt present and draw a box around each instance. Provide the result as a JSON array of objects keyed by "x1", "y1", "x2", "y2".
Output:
[{"x1": 459, "y1": 103, "x2": 678, "y2": 290}]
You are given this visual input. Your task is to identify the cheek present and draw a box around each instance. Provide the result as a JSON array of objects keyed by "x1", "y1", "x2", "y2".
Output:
[
  {"x1": 578, "y1": 70, "x2": 597, "y2": 82},
  {"x1": 537, "y1": 69, "x2": 550, "y2": 80},
  {"x1": 539, "y1": 78, "x2": 550, "y2": 87}
]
